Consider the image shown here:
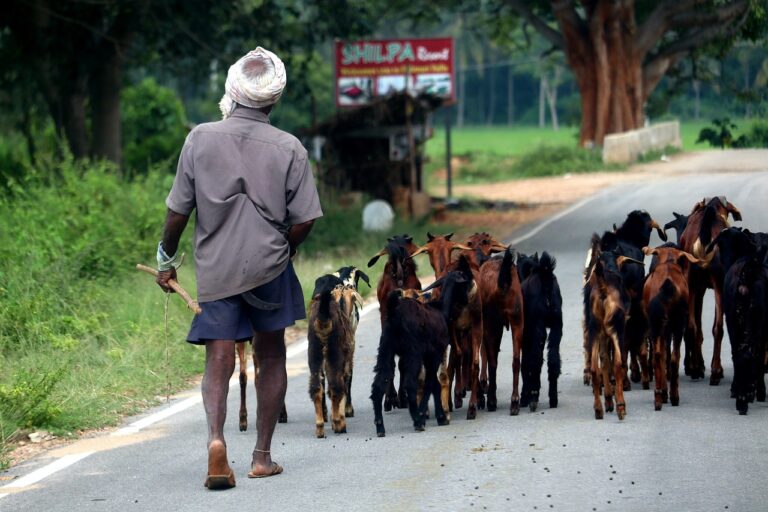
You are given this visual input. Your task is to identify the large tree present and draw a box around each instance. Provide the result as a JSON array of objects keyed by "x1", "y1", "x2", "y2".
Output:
[
  {"x1": 0, "y1": 0, "x2": 375, "y2": 167},
  {"x1": 491, "y1": 1, "x2": 767, "y2": 146}
]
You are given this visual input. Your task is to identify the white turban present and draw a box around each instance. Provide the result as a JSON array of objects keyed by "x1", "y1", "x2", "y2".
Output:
[{"x1": 219, "y1": 47, "x2": 287, "y2": 119}]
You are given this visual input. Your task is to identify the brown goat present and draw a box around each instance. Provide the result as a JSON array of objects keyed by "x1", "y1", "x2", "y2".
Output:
[
  {"x1": 679, "y1": 196, "x2": 742, "y2": 384},
  {"x1": 584, "y1": 235, "x2": 639, "y2": 420},
  {"x1": 462, "y1": 232, "x2": 508, "y2": 402},
  {"x1": 307, "y1": 275, "x2": 360, "y2": 438},
  {"x1": 642, "y1": 245, "x2": 701, "y2": 410},
  {"x1": 412, "y1": 233, "x2": 484, "y2": 419},
  {"x1": 236, "y1": 341, "x2": 288, "y2": 431}
]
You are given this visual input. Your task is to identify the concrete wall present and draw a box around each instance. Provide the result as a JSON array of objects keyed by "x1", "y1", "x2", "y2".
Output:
[{"x1": 602, "y1": 121, "x2": 682, "y2": 164}]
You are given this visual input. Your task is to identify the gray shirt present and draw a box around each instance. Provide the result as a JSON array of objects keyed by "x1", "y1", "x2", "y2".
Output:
[{"x1": 166, "y1": 106, "x2": 323, "y2": 302}]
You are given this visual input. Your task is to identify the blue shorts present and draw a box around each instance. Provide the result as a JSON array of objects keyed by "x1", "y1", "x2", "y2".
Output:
[{"x1": 186, "y1": 262, "x2": 306, "y2": 344}]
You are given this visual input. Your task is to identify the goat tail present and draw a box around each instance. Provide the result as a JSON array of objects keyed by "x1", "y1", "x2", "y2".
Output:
[
  {"x1": 660, "y1": 278, "x2": 676, "y2": 300},
  {"x1": 539, "y1": 251, "x2": 557, "y2": 276},
  {"x1": 498, "y1": 247, "x2": 515, "y2": 290},
  {"x1": 318, "y1": 288, "x2": 334, "y2": 321}
]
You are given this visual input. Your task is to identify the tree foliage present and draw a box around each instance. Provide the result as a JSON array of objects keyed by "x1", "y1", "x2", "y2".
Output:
[{"x1": 478, "y1": 0, "x2": 768, "y2": 145}]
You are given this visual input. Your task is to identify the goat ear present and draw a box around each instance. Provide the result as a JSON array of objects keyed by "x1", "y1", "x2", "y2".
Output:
[
  {"x1": 357, "y1": 270, "x2": 371, "y2": 287},
  {"x1": 650, "y1": 219, "x2": 668, "y2": 241},
  {"x1": 422, "y1": 276, "x2": 445, "y2": 292},
  {"x1": 612, "y1": 223, "x2": 618, "y2": 232},
  {"x1": 427, "y1": 232, "x2": 435, "y2": 241},
  {"x1": 677, "y1": 251, "x2": 702, "y2": 266},
  {"x1": 445, "y1": 232, "x2": 454, "y2": 241},
  {"x1": 367, "y1": 248, "x2": 387, "y2": 267},
  {"x1": 616, "y1": 255, "x2": 644, "y2": 268}
]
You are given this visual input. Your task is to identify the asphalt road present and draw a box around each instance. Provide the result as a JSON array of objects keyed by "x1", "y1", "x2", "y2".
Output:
[{"x1": 3, "y1": 168, "x2": 768, "y2": 512}]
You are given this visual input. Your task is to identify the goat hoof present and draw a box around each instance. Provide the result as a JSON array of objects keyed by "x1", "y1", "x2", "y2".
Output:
[
  {"x1": 642, "y1": 381, "x2": 650, "y2": 390},
  {"x1": 519, "y1": 394, "x2": 529, "y2": 407},
  {"x1": 654, "y1": 403, "x2": 662, "y2": 411},
  {"x1": 278, "y1": 414, "x2": 288, "y2": 424},
  {"x1": 710, "y1": 373, "x2": 723, "y2": 386},
  {"x1": 671, "y1": 396, "x2": 680, "y2": 406},
  {"x1": 437, "y1": 416, "x2": 450, "y2": 426},
  {"x1": 377, "y1": 431, "x2": 386, "y2": 438},
  {"x1": 529, "y1": 401, "x2": 538, "y2": 413},
  {"x1": 509, "y1": 401, "x2": 520, "y2": 416},
  {"x1": 477, "y1": 395, "x2": 486, "y2": 410},
  {"x1": 316, "y1": 428, "x2": 326, "y2": 439},
  {"x1": 583, "y1": 373, "x2": 591, "y2": 386},
  {"x1": 454, "y1": 396, "x2": 463, "y2": 409},
  {"x1": 487, "y1": 400, "x2": 497, "y2": 412},
  {"x1": 239, "y1": 421, "x2": 247, "y2": 432},
  {"x1": 617, "y1": 403, "x2": 626, "y2": 420},
  {"x1": 479, "y1": 380, "x2": 488, "y2": 394},
  {"x1": 549, "y1": 398, "x2": 558, "y2": 409},
  {"x1": 605, "y1": 398, "x2": 614, "y2": 413},
  {"x1": 630, "y1": 372, "x2": 641, "y2": 384},
  {"x1": 345, "y1": 408, "x2": 355, "y2": 418},
  {"x1": 737, "y1": 399, "x2": 748, "y2": 415},
  {"x1": 383, "y1": 399, "x2": 393, "y2": 412},
  {"x1": 595, "y1": 409, "x2": 604, "y2": 420},
  {"x1": 467, "y1": 406, "x2": 477, "y2": 420}
]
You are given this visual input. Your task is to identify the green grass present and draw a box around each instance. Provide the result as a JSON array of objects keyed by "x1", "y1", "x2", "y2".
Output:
[{"x1": 426, "y1": 125, "x2": 581, "y2": 159}]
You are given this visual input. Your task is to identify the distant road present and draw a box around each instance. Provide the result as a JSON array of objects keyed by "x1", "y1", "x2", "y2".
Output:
[{"x1": 3, "y1": 155, "x2": 768, "y2": 511}]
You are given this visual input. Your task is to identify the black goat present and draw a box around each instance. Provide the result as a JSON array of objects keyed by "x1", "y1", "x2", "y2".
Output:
[
  {"x1": 519, "y1": 252, "x2": 563, "y2": 412},
  {"x1": 722, "y1": 247, "x2": 768, "y2": 415},
  {"x1": 371, "y1": 269, "x2": 472, "y2": 437}
]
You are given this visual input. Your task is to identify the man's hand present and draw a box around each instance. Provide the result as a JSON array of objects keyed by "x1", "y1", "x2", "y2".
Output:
[
  {"x1": 288, "y1": 219, "x2": 315, "y2": 257},
  {"x1": 156, "y1": 268, "x2": 178, "y2": 293}
]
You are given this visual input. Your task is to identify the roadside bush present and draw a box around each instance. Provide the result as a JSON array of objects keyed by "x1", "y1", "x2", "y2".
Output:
[
  {"x1": 694, "y1": 117, "x2": 768, "y2": 148},
  {"x1": 745, "y1": 120, "x2": 768, "y2": 148},
  {"x1": 122, "y1": 78, "x2": 188, "y2": 176},
  {"x1": 509, "y1": 145, "x2": 620, "y2": 178}
]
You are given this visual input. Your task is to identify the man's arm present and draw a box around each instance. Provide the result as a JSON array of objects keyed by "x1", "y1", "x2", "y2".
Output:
[
  {"x1": 287, "y1": 219, "x2": 315, "y2": 257},
  {"x1": 156, "y1": 209, "x2": 190, "y2": 292}
]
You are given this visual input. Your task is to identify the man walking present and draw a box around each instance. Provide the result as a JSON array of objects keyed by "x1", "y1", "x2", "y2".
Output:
[{"x1": 156, "y1": 47, "x2": 322, "y2": 490}]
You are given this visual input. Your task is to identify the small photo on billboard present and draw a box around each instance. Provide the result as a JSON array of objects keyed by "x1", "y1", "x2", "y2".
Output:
[
  {"x1": 377, "y1": 75, "x2": 410, "y2": 96},
  {"x1": 414, "y1": 73, "x2": 452, "y2": 97},
  {"x1": 338, "y1": 77, "x2": 373, "y2": 106}
]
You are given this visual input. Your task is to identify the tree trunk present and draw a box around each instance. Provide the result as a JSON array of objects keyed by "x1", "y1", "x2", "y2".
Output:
[
  {"x1": 539, "y1": 75, "x2": 547, "y2": 128},
  {"x1": 90, "y1": 44, "x2": 123, "y2": 166},
  {"x1": 545, "y1": 65, "x2": 561, "y2": 131},
  {"x1": 487, "y1": 61, "x2": 496, "y2": 126},
  {"x1": 507, "y1": 66, "x2": 515, "y2": 125},
  {"x1": 693, "y1": 79, "x2": 701, "y2": 120},
  {"x1": 552, "y1": 0, "x2": 644, "y2": 146}
]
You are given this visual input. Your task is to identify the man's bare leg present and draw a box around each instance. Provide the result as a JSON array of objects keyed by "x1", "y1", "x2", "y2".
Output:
[
  {"x1": 249, "y1": 329, "x2": 286, "y2": 477},
  {"x1": 203, "y1": 340, "x2": 236, "y2": 488}
]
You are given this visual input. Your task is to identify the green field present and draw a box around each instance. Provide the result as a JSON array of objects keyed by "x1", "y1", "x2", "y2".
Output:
[{"x1": 426, "y1": 121, "x2": 718, "y2": 160}]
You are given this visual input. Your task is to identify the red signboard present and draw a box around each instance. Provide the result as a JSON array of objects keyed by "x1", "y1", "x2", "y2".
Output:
[{"x1": 334, "y1": 37, "x2": 455, "y2": 107}]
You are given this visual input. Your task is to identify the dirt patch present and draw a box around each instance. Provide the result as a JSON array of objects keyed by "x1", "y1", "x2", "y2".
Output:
[{"x1": 445, "y1": 149, "x2": 768, "y2": 205}]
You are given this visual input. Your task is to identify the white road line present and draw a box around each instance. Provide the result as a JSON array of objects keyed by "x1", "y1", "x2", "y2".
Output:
[
  {"x1": 0, "y1": 452, "x2": 94, "y2": 492},
  {"x1": 509, "y1": 194, "x2": 600, "y2": 245}
]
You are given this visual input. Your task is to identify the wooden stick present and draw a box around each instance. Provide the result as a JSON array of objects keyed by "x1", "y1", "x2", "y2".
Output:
[{"x1": 136, "y1": 264, "x2": 202, "y2": 315}]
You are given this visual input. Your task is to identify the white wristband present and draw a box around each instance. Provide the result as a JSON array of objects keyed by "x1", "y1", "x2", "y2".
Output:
[{"x1": 157, "y1": 242, "x2": 184, "y2": 271}]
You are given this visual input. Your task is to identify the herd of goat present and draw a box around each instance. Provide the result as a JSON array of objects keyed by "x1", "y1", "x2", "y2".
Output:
[{"x1": 235, "y1": 196, "x2": 767, "y2": 437}]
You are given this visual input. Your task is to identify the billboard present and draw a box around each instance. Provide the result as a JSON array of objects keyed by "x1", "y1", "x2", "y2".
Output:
[{"x1": 334, "y1": 38, "x2": 455, "y2": 107}]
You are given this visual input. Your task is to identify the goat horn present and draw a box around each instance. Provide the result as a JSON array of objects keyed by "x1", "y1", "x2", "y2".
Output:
[
  {"x1": 367, "y1": 248, "x2": 388, "y2": 267},
  {"x1": 650, "y1": 219, "x2": 668, "y2": 242},
  {"x1": 616, "y1": 256, "x2": 645, "y2": 267},
  {"x1": 409, "y1": 245, "x2": 430, "y2": 257},
  {"x1": 490, "y1": 242, "x2": 508, "y2": 253},
  {"x1": 451, "y1": 244, "x2": 472, "y2": 252},
  {"x1": 642, "y1": 246, "x2": 657, "y2": 256}
]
